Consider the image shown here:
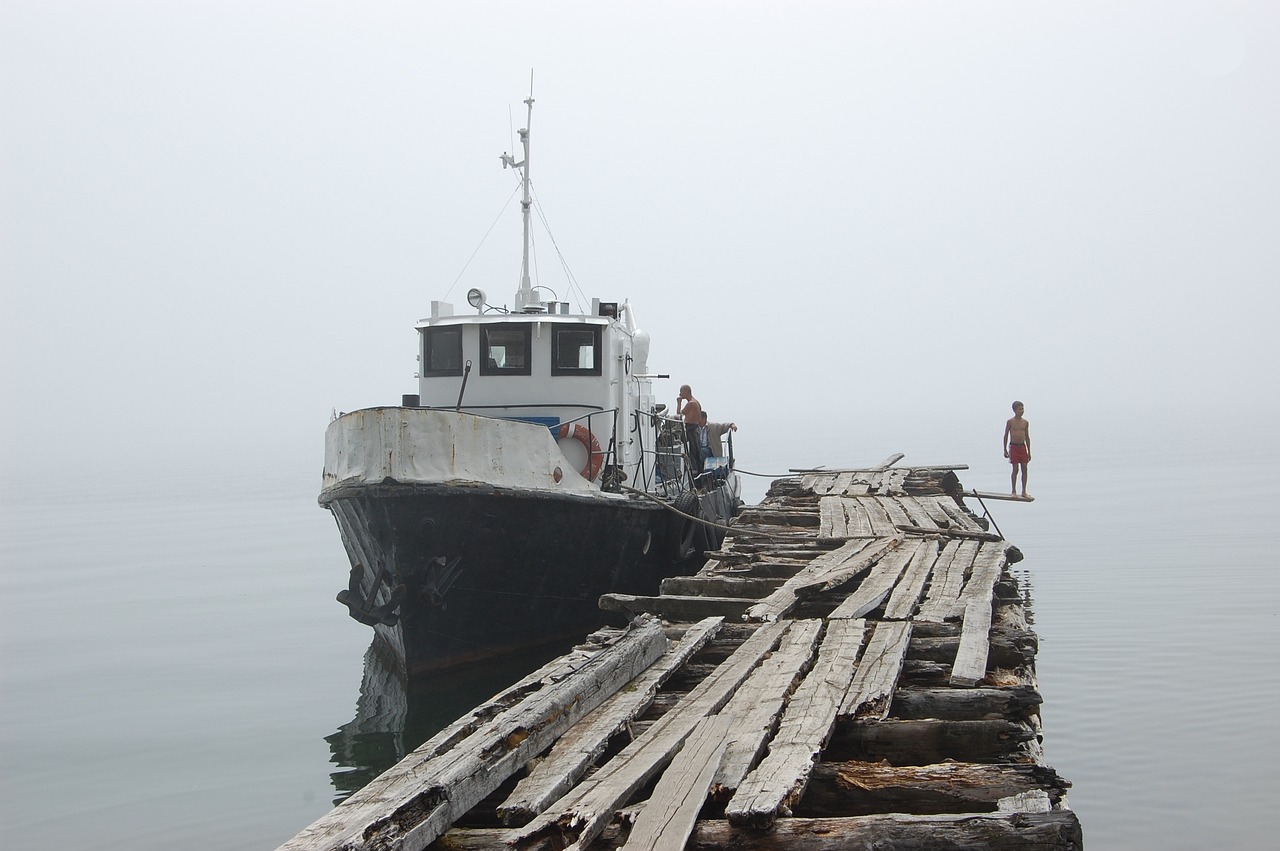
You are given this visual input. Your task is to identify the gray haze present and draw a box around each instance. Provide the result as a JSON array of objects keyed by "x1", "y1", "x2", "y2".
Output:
[{"x1": 3, "y1": 0, "x2": 1277, "y2": 487}]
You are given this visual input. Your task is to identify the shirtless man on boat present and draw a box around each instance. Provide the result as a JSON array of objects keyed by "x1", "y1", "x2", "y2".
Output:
[
  {"x1": 1003, "y1": 400, "x2": 1031, "y2": 498},
  {"x1": 676, "y1": 385, "x2": 703, "y2": 472}
]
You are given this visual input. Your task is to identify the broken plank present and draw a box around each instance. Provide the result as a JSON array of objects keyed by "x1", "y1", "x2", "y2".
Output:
[
  {"x1": 829, "y1": 540, "x2": 921, "y2": 620},
  {"x1": 882, "y1": 539, "x2": 939, "y2": 621},
  {"x1": 817, "y1": 495, "x2": 847, "y2": 540},
  {"x1": 915, "y1": 539, "x2": 979, "y2": 623},
  {"x1": 841, "y1": 498, "x2": 874, "y2": 538},
  {"x1": 711, "y1": 619, "x2": 825, "y2": 797},
  {"x1": 839, "y1": 620, "x2": 913, "y2": 719},
  {"x1": 619, "y1": 714, "x2": 734, "y2": 851},
  {"x1": 725, "y1": 618, "x2": 868, "y2": 828},
  {"x1": 860, "y1": 498, "x2": 898, "y2": 537},
  {"x1": 950, "y1": 596, "x2": 994, "y2": 687},
  {"x1": 279, "y1": 616, "x2": 668, "y2": 851},
  {"x1": 743, "y1": 537, "x2": 900, "y2": 623},
  {"x1": 497, "y1": 617, "x2": 724, "y2": 824},
  {"x1": 507, "y1": 621, "x2": 791, "y2": 851}
]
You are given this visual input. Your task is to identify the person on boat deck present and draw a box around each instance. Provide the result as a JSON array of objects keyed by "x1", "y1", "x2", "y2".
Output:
[
  {"x1": 700, "y1": 412, "x2": 737, "y2": 466},
  {"x1": 1002, "y1": 400, "x2": 1031, "y2": 498},
  {"x1": 676, "y1": 385, "x2": 703, "y2": 472}
]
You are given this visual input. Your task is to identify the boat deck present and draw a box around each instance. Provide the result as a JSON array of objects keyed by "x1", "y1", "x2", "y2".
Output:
[{"x1": 279, "y1": 456, "x2": 1080, "y2": 851}]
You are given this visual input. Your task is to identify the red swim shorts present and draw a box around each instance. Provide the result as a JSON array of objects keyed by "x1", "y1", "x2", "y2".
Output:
[{"x1": 1008, "y1": 444, "x2": 1030, "y2": 464}]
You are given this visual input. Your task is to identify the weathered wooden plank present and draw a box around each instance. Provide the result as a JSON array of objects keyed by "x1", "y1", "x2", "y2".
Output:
[
  {"x1": 828, "y1": 541, "x2": 921, "y2": 620},
  {"x1": 800, "y1": 761, "x2": 1072, "y2": 816},
  {"x1": 882, "y1": 538, "x2": 939, "y2": 620},
  {"x1": 884, "y1": 468, "x2": 910, "y2": 495},
  {"x1": 497, "y1": 618, "x2": 724, "y2": 824},
  {"x1": 878, "y1": 495, "x2": 913, "y2": 531},
  {"x1": 915, "y1": 539, "x2": 979, "y2": 623},
  {"x1": 860, "y1": 498, "x2": 897, "y2": 537},
  {"x1": 711, "y1": 619, "x2": 825, "y2": 797},
  {"x1": 916, "y1": 496, "x2": 955, "y2": 528},
  {"x1": 686, "y1": 812, "x2": 1083, "y2": 850},
  {"x1": 841, "y1": 498, "x2": 874, "y2": 538},
  {"x1": 599, "y1": 593, "x2": 755, "y2": 621},
  {"x1": 658, "y1": 575, "x2": 784, "y2": 598},
  {"x1": 817, "y1": 495, "x2": 846, "y2": 540},
  {"x1": 830, "y1": 471, "x2": 855, "y2": 496},
  {"x1": 278, "y1": 616, "x2": 669, "y2": 851},
  {"x1": 970, "y1": 490, "x2": 1036, "y2": 502},
  {"x1": 618, "y1": 714, "x2": 734, "y2": 851},
  {"x1": 951, "y1": 596, "x2": 994, "y2": 687},
  {"x1": 936, "y1": 498, "x2": 985, "y2": 532},
  {"x1": 839, "y1": 620, "x2": 912, "y2": 719},
  {"x1": 507, "y1": 620, "x2": 791, "y2": 851},
  {"x1": 725, "y1": 618, "x2": 867, "y2": 828},
  {"x1": 743, "y1": 537, "x2": 901, "y2": 623},
  {"x1": 895, "y1": 496, "x2": 938, "y2": 531},
  {"x1": 954, "y1": 541, "x2": 1006, "y2": 614}
]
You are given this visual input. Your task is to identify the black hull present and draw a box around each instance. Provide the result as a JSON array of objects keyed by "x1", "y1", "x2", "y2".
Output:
[{"x1": 320, "y1": 482, "x2": 705, "y2": 677}]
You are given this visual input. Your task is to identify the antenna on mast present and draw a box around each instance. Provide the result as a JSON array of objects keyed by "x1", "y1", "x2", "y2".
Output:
[{"x1": 500, "y1": 71, "x2": 536, "y2": 312}]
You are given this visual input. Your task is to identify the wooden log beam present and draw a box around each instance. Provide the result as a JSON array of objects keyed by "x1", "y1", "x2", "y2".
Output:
[
  {"x1": 507, "y1": 621, "x2": 791, "y2": 851},
  {"x1": 599, "y1": 593, "x2": 756, "y2": 621},
  {"x1": 435, "y1": 810, "x2": 1082, "y2": 851},
  {"x1": 724, "y1": 618, "x2": 867, "y2": 828},
  {"x1": 277, "y1": 616, "x2": 669, "y2": 851},
  {"x1": 659, "y1": 575, "x2": 784, "y2": 598},
  {"x1": 889, "y1": 686, "x2": 1042, "y2": 721},
  {"x1": 685, "y1": 812, "x2": 1082, "y2": 850},
  {"x1": 826, "y1": 719, "x2": 1037, "y2": 765},
  {"x1": 798, "y1": 761, "x2": 1073, "y2": 816},
  {"x1": 497, "y1": 618, "x2": 724, "y2": 824}
]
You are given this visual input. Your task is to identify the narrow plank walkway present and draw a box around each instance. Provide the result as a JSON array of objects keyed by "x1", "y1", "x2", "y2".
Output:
[{"x1": 279, "y1": 455, "x2": 1078, "y2": 851}]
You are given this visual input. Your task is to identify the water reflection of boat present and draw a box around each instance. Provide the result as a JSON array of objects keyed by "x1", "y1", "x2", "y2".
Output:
[
  {"x1": 320, "y1": 91, "x2": 741, "y2": 679},
  {"x1": 325, "y1": 639, "x2": 576, "y2": 803}
]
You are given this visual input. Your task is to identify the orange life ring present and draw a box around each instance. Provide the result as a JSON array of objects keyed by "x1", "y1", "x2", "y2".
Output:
[{"x1": 558, "y1": 423, "x2": 605, "y2": 481}]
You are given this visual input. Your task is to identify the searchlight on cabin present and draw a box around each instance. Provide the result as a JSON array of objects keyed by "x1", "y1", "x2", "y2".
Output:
[{"x1": 466, "y1": 288, "x2": 487, "y2": 313}]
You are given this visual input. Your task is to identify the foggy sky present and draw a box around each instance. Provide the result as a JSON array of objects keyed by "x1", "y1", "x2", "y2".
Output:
[{"x1": 3, "y1": 1, "x2": 1276, "y2": 491}]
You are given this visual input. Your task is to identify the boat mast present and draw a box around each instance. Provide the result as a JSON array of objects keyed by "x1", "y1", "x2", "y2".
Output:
[{"x1": 501, "y1": 86, "x2": 536, "y2": 311}]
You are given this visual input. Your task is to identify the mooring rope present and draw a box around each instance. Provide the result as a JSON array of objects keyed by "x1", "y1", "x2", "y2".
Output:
[{"x1": 620, "y1": 486, "x2": 804, "y2": 541}]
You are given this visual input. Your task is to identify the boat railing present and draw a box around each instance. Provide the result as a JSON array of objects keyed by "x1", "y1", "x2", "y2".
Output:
[
  {"x1": 632, "y1": 409, "x2": 701, "y2": 498},
  {"x1": 557, "y1": 409, "x2": 622, "y2": 491}
]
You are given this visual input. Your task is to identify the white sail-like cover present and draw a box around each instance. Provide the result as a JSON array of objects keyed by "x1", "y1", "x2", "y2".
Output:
[{"x1": 322, "y1": 407, "x2": 598, "y2": 494}]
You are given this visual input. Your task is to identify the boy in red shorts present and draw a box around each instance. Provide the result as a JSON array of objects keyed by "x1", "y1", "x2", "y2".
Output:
[{"x1": 1003, "y1": 400, "x2": 1031, "y2": 498}]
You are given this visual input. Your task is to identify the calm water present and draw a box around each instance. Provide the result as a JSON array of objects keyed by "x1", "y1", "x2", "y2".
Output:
[{"x1": 2, "y1": 425, "x2": 1277, "y2": 849}]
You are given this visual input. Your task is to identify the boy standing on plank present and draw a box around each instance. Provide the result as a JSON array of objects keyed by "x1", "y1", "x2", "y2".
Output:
[{"x1": 1003, "y1": 401, "x2": 1031, "y2": 498}]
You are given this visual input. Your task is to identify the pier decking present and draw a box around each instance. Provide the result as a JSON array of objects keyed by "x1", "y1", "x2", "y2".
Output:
[{"x1": 281, "y1": 457, "x2": 1080, "y2": 850}]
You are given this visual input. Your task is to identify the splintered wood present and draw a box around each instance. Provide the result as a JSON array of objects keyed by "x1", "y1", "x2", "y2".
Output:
[{"x1": 279, "y1": 457, "x2": 1079, "y2": 851}]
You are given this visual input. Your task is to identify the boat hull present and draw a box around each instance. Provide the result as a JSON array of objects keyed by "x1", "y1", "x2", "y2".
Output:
[{"x1": 320, "y1": 481, "x2": 690, "y2": 677}]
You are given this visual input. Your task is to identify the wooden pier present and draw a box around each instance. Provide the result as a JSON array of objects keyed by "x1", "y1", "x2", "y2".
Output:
[{"x1": 280, "y1": 457, "x2": 1080, "y2": 850}]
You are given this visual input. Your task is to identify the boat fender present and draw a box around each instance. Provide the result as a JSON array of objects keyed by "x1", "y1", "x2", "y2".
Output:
[
  {"x1": 558, "y1": 423, "x2": 604, "y2": 481},
  {"x1": 671, "y1": 491, "x2": 701, "y2": 562}
]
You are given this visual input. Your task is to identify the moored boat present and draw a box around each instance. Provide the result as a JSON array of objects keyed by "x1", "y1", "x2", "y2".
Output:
[{"x1": 320, "y1": 92, "x2": 741, "y2": 678}]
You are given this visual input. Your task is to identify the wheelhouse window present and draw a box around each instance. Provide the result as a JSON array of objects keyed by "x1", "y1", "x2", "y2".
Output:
[
  {"x1": 480, "y1": 325, "x2": 531, "y2": 375},
  {"x1": 422, "y1": 327, "x2": 463, "y2": 377},
  {"x1": 552, "y1": 325, "x2": 603, "y2": 376}
]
